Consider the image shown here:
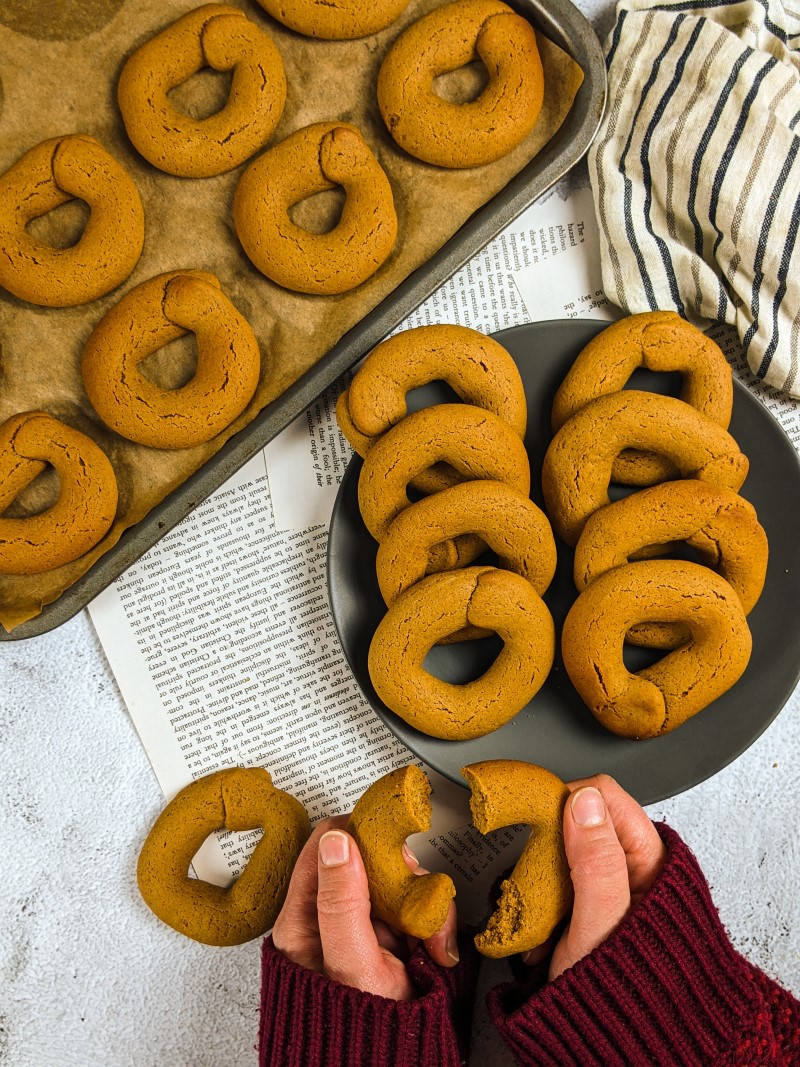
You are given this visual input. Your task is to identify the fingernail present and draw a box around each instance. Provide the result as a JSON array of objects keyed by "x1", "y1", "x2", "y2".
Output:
[
  {"x1": 319, "y1": 831, "x2": 350, "y2": 867},
  {"x1": 522, "y1": 950, "x2": 536, "y2": 966},
  {"x1": 571, "y1": 786, "x2": 606, "y2": 827},
  {"x1": 446, "y1": 935, "x2": 460, "y2": 964},
  {"x1": 402, "y1": 842, "x2": 419, "y2": 867}
]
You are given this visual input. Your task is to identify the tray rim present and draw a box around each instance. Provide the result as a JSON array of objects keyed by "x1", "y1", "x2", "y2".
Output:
[
  {"x1": 2, "y1": 0, "x2": 607, "y2": 641},
  {"x1": 326, "y1": 318, "x2": 800, "y2": 802}
]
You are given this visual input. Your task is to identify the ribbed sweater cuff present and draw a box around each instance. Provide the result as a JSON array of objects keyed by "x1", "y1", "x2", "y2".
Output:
[
  {"x1": 259, "y1": 934, "x2": 475, "y2": 1067},
  {"x1": 489, "y1": 824, "x2": 768, "y2": 1067}
]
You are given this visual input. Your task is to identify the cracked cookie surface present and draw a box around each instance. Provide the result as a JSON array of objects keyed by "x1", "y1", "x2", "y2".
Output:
[
  {"x1": 377, "y1": 0, "x2": 543, "y2": 168},
  {"x1": 82, "y1": 269, "x2": 261, "y2": 450},
  {"x1": 368, "y1": 566, "x2": 555, "y2": 739},
  {"x1": 561, "y1": 559, "x2": 752, "y2": 739},
  {"x1": 118, "y1": 4, "x2": 286, "y2": 178},
  {"x1": 358, "y1": 402, "x2": 530, "y2": 544},
  {"x1": 376, "y1": 479, "x2": 555, "y2": 614},
  {"x1": 137, "y1": 766, "x2": 310, "y2": 946},
  {"x1": 542, "y1": 390, "x2": 749, "y2": 546},
  {"x1": 233, "y1": 122, "x2": 397, "y2": 295},
  {"x1": 0, "y1": 134, "x2": 144, "y2": 306},
  {"x1": 0, "y1": 411, "x2": 118, "y2": 575},
  {"x1": 255, "y1": 0, "x2": 411, "y2": 39},
  {"x1": 347, "y1": 765, "x2": 455, "y2": 938},
  {"x1": 552, "y1": 311, "x2": 733, "y2": 486},
  {"x1": 337, "y1": 323, "x2": 526, "y2": 495},
  {"x1": 463, "y1": 760, "x2": 570, "y2": 958},
  {"x1": 574, "y1": 480, "x2": 768, "y2": 649}
]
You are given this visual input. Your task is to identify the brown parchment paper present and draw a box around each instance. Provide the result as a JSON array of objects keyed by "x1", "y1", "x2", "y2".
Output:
[{"x1": 0, "y1": 0, "x2": 583, "y2": 631}]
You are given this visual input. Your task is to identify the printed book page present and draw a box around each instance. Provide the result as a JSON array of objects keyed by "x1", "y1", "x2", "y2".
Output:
[{"x1": 90, "y1": 179, "x2": 799, "y2": 922}]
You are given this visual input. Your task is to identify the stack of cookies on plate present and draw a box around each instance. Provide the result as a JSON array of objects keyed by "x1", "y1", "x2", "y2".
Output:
[{"x1": 544, "y1": 311, "x2": 768, "y2": 740}]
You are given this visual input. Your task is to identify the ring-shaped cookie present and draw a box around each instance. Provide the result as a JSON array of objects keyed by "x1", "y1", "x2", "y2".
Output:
[
  {"x1": 376, "y1": 480, "x2": 556, "y2": 605},
  {"x1": 347, "y1": 766, "x2": 456, "y2": 939},
  {"x1": 233, "y1": 123, "x2": 397, "y2": 295},
  {"x1": 255, "y1": 0, "x2": 411, "y2": 39},
  {"x1": 137, "y1": 767, "x2": 310, "y2": 946},
  {"x1": 118, "y1": 5, "x2": 286, "y2": 178},
  {"x1": 0, "y1": 135, "x2": 144, "y2": 307},
  {"x1": 574, "y1": 481, "x2": 768, "y2": 649},
  {"x1": 551, "y1": 312, "x2": 733, "y2": 486},
  {"x1": 82, "y1": 270, "x2": 261, "y2": 450},
  {"x1": 0, "y1": 412, "x2": 118, "y2": 575},
  {"x1": 463, "y1": 760, "x2": 571, "y2": 958},
  {"x1": 561, "y1": 560, "x2": 752, "y2": 739},
  {"x1": 337, "y1": 324, "x2": 527, "y2": 495},
  {"x1": 541, "y1": 391, "x2": 749, "y2": 546},
  {"x1": 377, "y1": 0, "x2": 543, "y2": 169},
  {"x1": 368, "y1": 566, "x2": 555, "y2": 740},
  {"x1": 359, "y1": 403, "x2": 531, "y2": 544}
]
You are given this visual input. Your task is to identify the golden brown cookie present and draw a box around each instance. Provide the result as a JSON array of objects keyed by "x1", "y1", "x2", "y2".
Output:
[
  {"x1": 542, "y1": 391, "x2": 749, "y2": 546},
  {"x1": 82, "y1": 270, "x2": 261, "y2": 450},
  {"x1": 551, "y1": 312, "x2": 733, "y2": 486},
  {"x1": 574, "y1": 481, "x2": 768, "y2": 649},
  {"x1": 368, "y1": 566, "x2": 555, "y2": 739},
  {"x1": 561, "y1": 560, "x2": 752, "y2": 739},
  {"x1": 0, "y1": 412, "x2": 118, "y2": 575},
  {"x1": 463, "y1": 760, "x2": 571, "y2": 958},
  {"x1": 377, "y1": 0, "x2": 543, "y2": 169},
  {"x1": 0, "y1": 134, "x2": 144, "y2": 306},
  {"x1": 255, "y1": 0, "x2": 410, "y2": 39},
  {"x1": 347, "y1": 766, "x2": 456, "y2": 939},
  {"x1": 137, "y1": 767, "x2": 310, "y2": 946},
  {"x1": 118, "y1": 5, "x2": 286, "y2": 178},
  {"x1": 233, "y1": 123, "x2": 397, "y2": 295},
  {"x1": 358, "y1": 403, "x2": 531, "y2": 543},
  {"x1": 337, "y1": 324, "x2": 527, "y2": 495},
  {"x1": 376, "y1": 480, "x2": 556, "y2": 606}
]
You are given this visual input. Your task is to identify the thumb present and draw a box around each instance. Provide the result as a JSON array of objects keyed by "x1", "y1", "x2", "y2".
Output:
[
  {"x1": 550, "y1": 786, "x2": 631, "y2": 978},
  {"x1": 316, "y1": 830, "x2": 412, "y2": 999}
]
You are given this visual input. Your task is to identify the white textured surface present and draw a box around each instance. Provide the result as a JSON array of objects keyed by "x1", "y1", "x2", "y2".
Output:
[
  {"x1": 2, "y1": 3, "x2": 799, "y2": 1063},
  {"x1": 3, "y1": 612, "x2": 799, "y2": 1067}
]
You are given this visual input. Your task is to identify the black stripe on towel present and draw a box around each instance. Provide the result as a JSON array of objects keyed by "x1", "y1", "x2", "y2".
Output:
[
  {"x1": 687, "y1": 49, "x2": 752, "y2": 258},
  {"x1": 758, "y1": 171, "x2": 800, "y2": 376},
  {"x1": 741, "y1": 135, "x2": 800, "y2": 369},
  {"x1": 619, "y1": 16, "x2": 688, "y2": 309},
  {"x1": 708, "y1": 56, "x2": 779, "y2": 318},
  {"x1": 640, "y1": 19, "x2": 706, "y2": 317},
  {"x1": 654, "y1": 0, "x2": 796, "y2": 44},
  {"x1": 606, "y1": 7, "x2": 628, "y2": 68}
]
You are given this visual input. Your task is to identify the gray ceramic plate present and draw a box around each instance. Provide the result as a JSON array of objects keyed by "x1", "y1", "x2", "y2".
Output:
[{"x1": 327, "y1": 319, "x2": 800, "y2": 803}]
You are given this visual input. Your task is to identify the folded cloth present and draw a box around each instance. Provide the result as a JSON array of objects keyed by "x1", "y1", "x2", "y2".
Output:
[{"x1": 588, "y1": 0, "x2": 800, "y2": 396}]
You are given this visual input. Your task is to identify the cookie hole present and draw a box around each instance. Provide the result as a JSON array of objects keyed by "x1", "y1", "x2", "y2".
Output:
[
  {"x1": 622, "y1": 643, "x2": 667, "y2": 673},
  {"x1": 169, "y1": 66, "x2": 233, "y2": 120},
  {"x1": 2, "y1": 465, "x2": 60, "y2": 518},
  {"x1": 627, "y1": 541, "x2": 706, "y2": 566},
  {"x1": 625, "y1": 367, "x2": 684, "y2": 398},
  {"x1": 405, "y1": 381, "x2": 461, "y2": 415},
  {"x1": 433, "y1": 61, "x2": 489, "y2": 104},
  {"x1": 423, "y1": 633, "x2": 503, "y2": 683},
  {"x1": 289, "y1": 189, "x2": 346, "y2": 235},
  {"x1": 138, "y1": 334, "x2": 198, "y2": 391},
  {"x1": 190, "y1": 827, "x2": 264, "y2": 888},
  {"x1": 26, "y1": 198, "x2": 90, "y2": 250}
]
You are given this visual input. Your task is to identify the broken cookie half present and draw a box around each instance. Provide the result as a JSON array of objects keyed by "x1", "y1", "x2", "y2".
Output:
[{"x1": 463, "y1": 759, "x2": 571, "y2": 958}]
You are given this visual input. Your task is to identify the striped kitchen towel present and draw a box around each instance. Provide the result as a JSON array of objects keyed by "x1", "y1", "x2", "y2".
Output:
[{"x1": 588, "y1": 0, "x2": 800, "y2": 396}]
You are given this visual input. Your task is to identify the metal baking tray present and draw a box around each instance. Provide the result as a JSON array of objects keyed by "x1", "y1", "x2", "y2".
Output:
[{"x1": 4, "y1": 0, "x2": 606, "y2": 640}]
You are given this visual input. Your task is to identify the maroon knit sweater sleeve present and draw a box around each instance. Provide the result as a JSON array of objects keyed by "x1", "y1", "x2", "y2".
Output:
[
  {"x1": 488, "y1": 824, "x2": 800, "y2": 1066},
  {"x1": 258, "y1": 931, "x2": 477, "y2": 1067}
]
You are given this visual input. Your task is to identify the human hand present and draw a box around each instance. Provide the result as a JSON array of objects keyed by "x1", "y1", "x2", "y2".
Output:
[
  {"x1": 527, "y1": 774, "x2": 666, "y2": 981},
  {"x1": 272, "y1": 815, "x2": 459, "y2": 1001}
]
